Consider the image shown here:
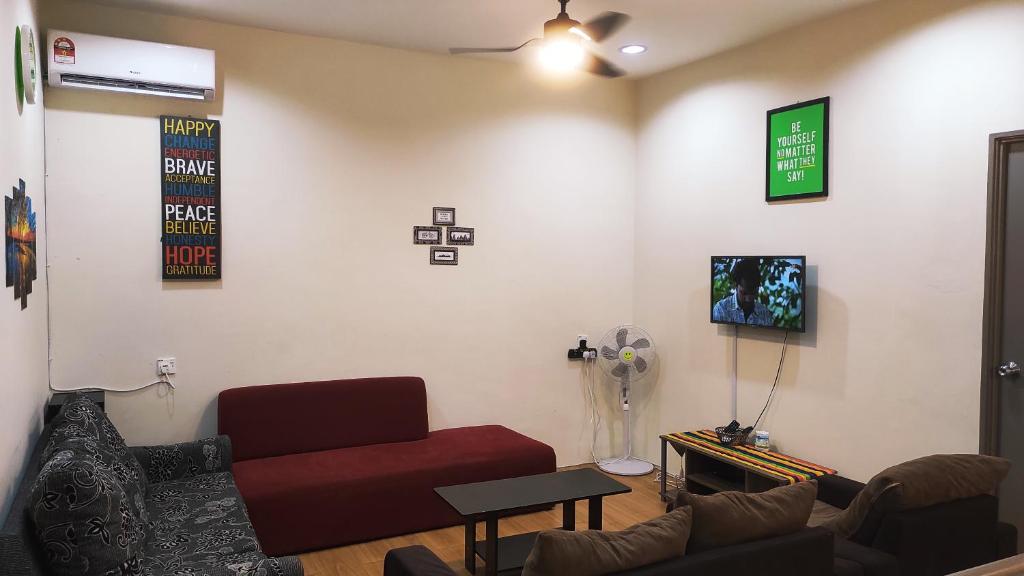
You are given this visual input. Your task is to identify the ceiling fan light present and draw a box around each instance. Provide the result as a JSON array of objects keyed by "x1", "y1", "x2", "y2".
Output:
[
  {"x1": 568, "y1": 26, "x2": 592, "y2": 42},
  {"x1": 539, "y1": 38, "x2": 585, "y2": 72}
]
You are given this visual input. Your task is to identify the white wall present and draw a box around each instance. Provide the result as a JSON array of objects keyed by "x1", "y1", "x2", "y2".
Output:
[
  {"x1": 40, "y1": 1, "x2": 635, "y2": 465},
  {"x1": 0, "y1": 0, "x2": 48, "y2": 520},
  {"x1": 635, "y1": 0, "x2": 1024, "y2": 481},
  {"x1": 39, "y1": 0, "x2": 1024, "y2": 483}
]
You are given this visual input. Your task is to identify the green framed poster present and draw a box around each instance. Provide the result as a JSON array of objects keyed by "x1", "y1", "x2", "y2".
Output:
[{"x1": 766, "y1": 96, "x2": 829, "y2": 202}]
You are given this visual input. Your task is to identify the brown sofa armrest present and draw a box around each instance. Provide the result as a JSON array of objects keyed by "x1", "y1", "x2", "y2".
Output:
[{"x1": 816, "y1": 475, "x2": 866, "y2": 510}]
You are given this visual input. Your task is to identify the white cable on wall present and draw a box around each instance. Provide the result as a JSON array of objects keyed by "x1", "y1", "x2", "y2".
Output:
[
  {"x1": 49, "y1": 372, "x2": 176, "y2": 394},
  {"x1": 582, "y1": 356, "x2": 603, "y2": 465}
]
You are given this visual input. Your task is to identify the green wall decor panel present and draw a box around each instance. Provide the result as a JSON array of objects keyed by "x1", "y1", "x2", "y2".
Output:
[
  {"x1": 14, "y1": 26, "x2": 25, "y2": 107},
  {"x1": 766, "y1": 97, "x2": 829, "y2": 202}
]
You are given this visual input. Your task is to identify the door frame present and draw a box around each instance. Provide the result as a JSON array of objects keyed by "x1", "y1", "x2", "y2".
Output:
[{"x1": 980, "y1": 129, "x2": 1024, "y2": 455}]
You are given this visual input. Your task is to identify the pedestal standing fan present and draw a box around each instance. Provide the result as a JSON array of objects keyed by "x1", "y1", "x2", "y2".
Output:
[{"x1": 596, "y1": 325, "x2": 656, "y2": 476}]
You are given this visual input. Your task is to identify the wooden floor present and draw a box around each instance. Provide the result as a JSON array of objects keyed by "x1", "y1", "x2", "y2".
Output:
[
  {"x1": 300, "y1": 464, "x2": 671, "y2": 576},
  {"x1": 949, "y1": 553, "x2": 1024, "y2": 576}
]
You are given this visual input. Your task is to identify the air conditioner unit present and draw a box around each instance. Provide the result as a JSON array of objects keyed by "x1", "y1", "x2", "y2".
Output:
[{"x1": 46, "y1": 30, "x2": 215, "y2": 101}]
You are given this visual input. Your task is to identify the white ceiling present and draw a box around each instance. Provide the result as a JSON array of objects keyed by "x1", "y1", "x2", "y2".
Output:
[{"x1": 78, "y1": 0, "x2": 877, "y2": 77}]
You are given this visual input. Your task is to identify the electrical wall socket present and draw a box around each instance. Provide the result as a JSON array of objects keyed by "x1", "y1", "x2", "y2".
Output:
[
  {"x1": 577, "y1": 334, "x2": 589, "y2": 347},
  {"x1": 157, "y1": 357, "x2": 177, "y2": 375}
]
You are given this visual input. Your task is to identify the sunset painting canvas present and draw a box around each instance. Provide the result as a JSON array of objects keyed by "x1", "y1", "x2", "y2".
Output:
[{"x1": 5, "y1": 179, "x2": 37, "y2": 310}]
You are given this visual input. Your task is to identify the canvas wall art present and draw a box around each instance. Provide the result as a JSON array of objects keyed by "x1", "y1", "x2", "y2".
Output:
[
  {"x1": 5, "y1": 179, "x2": 37, "y2": 310},
  {"x1": 161, "y1": 115, "x2": 222, "y2": 280}
]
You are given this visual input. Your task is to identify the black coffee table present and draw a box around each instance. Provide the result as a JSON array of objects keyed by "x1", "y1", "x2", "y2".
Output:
[{"x1": 435, "y1": 467, "x2": 631, "y2": 576}]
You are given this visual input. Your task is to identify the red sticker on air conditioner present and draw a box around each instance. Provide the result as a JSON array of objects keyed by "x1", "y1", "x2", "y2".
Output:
[{"x1": 53, "y1": 37, "x2": 75, "y2": 64}]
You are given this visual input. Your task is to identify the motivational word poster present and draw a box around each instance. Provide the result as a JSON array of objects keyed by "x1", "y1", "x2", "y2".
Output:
[
  {"x1": 766, "y1": 97, "x2": 829, "y2": 202},
  {"x1": 161, "y1": 115, "x2": 221, "y2": 279}
]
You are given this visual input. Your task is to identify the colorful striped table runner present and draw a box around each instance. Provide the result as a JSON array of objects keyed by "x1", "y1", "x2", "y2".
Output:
[{"x1": 666, "y1": 430, "x2": 836, "y2": 485}]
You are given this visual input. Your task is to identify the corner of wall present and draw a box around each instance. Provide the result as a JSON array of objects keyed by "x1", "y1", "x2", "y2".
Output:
[{"x1": 0, "y1": 0, "x2": 50, "y2": 521}]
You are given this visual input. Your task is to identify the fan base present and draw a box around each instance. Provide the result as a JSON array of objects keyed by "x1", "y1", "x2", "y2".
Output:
[{"x1": 598, "y1": 457, "x2": 654, "y2": 476}]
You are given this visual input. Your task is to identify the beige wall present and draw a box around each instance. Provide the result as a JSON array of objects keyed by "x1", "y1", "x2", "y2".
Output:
[
  {"x1": 37, "y1": 0, "x2": 1024, "y2": 484},
  {"x1": 635, "y1": 0, "x2": 1024, "y2": 481},
  {"x1": 40, "y1": 1, "x2": 635, "y2": 465},
  {"x1": 0, "y1": 0, "x2": 48, "y2": 519}
]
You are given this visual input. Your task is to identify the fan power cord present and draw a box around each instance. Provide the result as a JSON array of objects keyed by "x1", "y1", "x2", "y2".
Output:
[
  {"x1": 582, "y1": 356, "x2": 603, "y2": 465},
  {"x1": 654, "y1": 467, "x2": 683, "y2": 490},
  {"x1": 751, "y1": 331, "x2": 789, "y2": 432},
  {"x1": 600, "y1": 384, "x2": 630, "y2": 466},
  {"x1": 590, "y1": 358, "x2": 602, "y2": 464}
]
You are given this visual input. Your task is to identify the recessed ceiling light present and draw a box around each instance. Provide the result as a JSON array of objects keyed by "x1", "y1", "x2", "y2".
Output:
[{"x1": 620, "y1": 44, "x2": 647, "y2": 55}]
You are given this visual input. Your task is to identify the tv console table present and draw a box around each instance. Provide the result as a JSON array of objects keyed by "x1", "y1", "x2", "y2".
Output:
[{"x1": 659, "y1": 430, "x2": 836, "y2": 501}]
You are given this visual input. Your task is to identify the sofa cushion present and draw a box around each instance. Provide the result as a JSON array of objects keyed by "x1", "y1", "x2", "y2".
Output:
[
  {"x1": 41, "y1": 395, "x2": 150, "y2": 540},
  {"x1": 143, "y1": 471, "x2": 262, "y2": 573},
  {"x1": 44, "y1": 395, "x2": 127, "y2": 461},
  {"x1": 136, "y1": 437, "x2": 230, "y2": 484},
  {"x1": 143, "y1": 549, "x2": 265, "y2": 576},
  {"x1": 57, "y1": 438, "x2": 150, "y2": 533},
  {"x1": 807, "y1": 499, "x2": 844, "y2": 528},
  {"x1": 43, "y1": 395, "x2": 148, "y2": 497},
  {"x1": 219, "y1": 377, "x2": 429, "y2": 461},
  {"x1": 822, "y1": 454, "x2": 1008, "y2": 545},
  {"x1": 43, "y1": 402, "x2": 104, "y2": 462},
  {"x1": 878, "y1": 454, "x2": 1010, "y2": 509},
  {"x1": 675, "y1": 481, "x2": 817, "y2": 551},
  {"x1": 30, "y1": 449, "x2": 148, "y2": 576},
  {"x1": 820, "y1": 479, "x2": 902, "y2": 545},
  {"x1": 606, "y1": 527, "x2": 834, "y2": 576},
  {"x1": 522, "y1": 506, "x2": 692, "y2": 576},
  {"x1": 233, "y1": 425, "x2": 556, "y2": 555}
]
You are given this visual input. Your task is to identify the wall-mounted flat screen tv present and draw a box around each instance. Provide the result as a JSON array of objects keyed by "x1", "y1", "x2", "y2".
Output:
[{"x1": 711, "y1": 256, "x2": 806, "y2": 332}]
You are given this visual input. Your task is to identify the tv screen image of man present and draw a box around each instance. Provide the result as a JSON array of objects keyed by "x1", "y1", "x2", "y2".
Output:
[{"x1": 712, "y1": 258, "x2": 774, "y2": 327}]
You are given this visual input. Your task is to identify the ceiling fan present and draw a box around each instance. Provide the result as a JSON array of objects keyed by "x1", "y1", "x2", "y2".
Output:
[{"x1": 448, "y1": 0, "x2": 630, "y2": 78}]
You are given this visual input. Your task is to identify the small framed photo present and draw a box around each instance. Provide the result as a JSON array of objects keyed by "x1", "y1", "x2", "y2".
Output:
[
  {"x1": 430, "y1": 246, "x2": 458, "y2": 265},
  {"x1": 446, "y1": 227, "x2": 474, "y2": 246},
  {"x1": 433, "y1": 207, "x2": 456, "y2": 226},
  {"x1": 413, "y1": 226, "x2": 442, "y2": 245}
]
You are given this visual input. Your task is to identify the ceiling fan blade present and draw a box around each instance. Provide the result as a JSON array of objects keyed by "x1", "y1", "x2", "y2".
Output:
[
  {"x1": 583, "y1": 52, "x2": 625, "y2": 78},
  {"x1": 579, "y1": 12, "x2": 630, "y2": 43},
  {"x1": 630, "y1": 338, "x2": 651, "y2": 349},
  {"x1": 611, "y1": 363, "x2": 628, "y2": 378},
  {"x1": 634, "y1": 356, "x2": 648, "y2": 373},
  {"x1": 601, "y1": 346, "x2": 619, "y2": 360},
  {"x1": 449, "y1": 38, "x2": 538, "y2": 55},
  {"x1": 615, "y1": 328, "x2": 628, "y2": 348}
]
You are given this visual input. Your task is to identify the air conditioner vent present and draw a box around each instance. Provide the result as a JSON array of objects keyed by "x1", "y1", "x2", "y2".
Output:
[{"x1": 60, "y1": 74, "x2": 211, "y2": 100}]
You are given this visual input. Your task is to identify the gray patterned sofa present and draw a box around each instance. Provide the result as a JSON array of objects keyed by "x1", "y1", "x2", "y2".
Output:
[{"x1": 0, "y1": 394, "x2": 303, "y2": 576}]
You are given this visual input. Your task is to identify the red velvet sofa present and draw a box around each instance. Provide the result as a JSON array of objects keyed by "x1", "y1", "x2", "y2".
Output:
[{"x1": 218, "y1": 376, "x2": 556, "y2": 555}]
